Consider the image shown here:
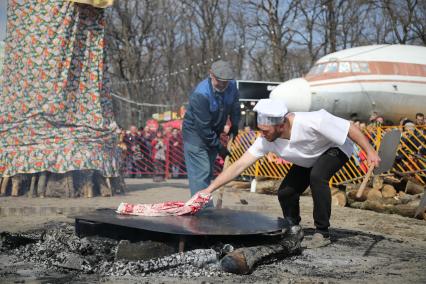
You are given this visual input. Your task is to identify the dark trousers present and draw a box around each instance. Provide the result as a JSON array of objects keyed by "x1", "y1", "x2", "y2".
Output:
[{"x1": 277, "y1": 147, "x2": 349, "y2": 230}]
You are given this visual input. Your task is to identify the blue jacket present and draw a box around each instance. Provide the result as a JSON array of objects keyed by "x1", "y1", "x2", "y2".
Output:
[{"x1": 183, "y1": 78, "x2": 240, "y2": 149}]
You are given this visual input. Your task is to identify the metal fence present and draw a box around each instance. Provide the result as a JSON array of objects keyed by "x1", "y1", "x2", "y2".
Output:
[
  {"x1": 228, "y1": 126, "x2": 426, "y2": 185},
  {"x1": 120, "y1": 134, "x2": 225, "y2": 178},
  {"x1": 120, "y1": 126, "x2": 426, "y2": 185}
]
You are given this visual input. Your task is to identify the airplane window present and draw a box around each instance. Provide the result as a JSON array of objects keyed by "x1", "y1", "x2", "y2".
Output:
[
  {"x1": 338, "y1": 62, "x2": 351, "y2": 73},
  {"x1": 307, "y1": 64, "x2": 325, "y2": 76},
  {"x1": 359, "y1": 62, "x2": 370, "y2": 73},
  {"x1": 316, "y1": 64, "x2": 326, "y2": 74},
  {"x1": 351, "y1": 62, "x2": 360, "y2": 72},
  {"x1": 307, "y1": 65, "x2": 318, "y2": 76},
  {"x1": 324, "y1": 62, "x2": 338, "y2": 73}
]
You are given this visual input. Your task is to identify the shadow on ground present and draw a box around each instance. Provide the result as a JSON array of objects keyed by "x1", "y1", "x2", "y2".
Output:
[{"x1": 125, "y1": 181, "x2": 189, "y2": 193}]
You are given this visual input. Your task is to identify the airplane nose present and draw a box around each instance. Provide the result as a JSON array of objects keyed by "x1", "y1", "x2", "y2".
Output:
[{"x1": 269, "y1": 78, "x2": 311, "y2": 112}]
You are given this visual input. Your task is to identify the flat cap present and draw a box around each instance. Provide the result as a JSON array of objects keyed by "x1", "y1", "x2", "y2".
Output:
[{"x1": 211, "y1": 60, "x2": 235, "y2": 81}]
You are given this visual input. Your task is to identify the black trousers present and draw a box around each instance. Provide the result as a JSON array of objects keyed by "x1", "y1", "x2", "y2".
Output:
[{"x1": 277, "y1": 147, "x2": 349, "y2": 230}]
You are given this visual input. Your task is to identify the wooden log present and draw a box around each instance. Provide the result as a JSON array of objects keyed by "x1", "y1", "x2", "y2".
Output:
[
  {"x1": 220, "y1": 226, "x2": 303, "y2": 274},
  {"x1": 66, "y1": 171, "x2": 75, "y2": 198},
  {"x1": 382, "y1": 197, "x2": 400, "y2": 206},
  {"x1": 71, "y1": 170, "x2": 95, "y2": 198},
  {"x1": 372, "y1": 176, "x2": 384, "y2": 190},
  {"x1": 46, "y1": 172, "x2": 74, "y2": 197},
  {"x1": 224, "y1": 180, "x2": 251, "y2": 189},
  {"x1": 383, "y1": 175, "x2": 401, "y2": 187},
  {"x1": 98, "y1": 175, "x2": 113, "y2": 197},
  {"x1": 11, "y1": 175, "x2": 23, "y2": 196},
  {"x1": 106, "y1": 177, "x2": 112, "y2": 191},
  {"x1": 347, "y1": 187, "x2": 373, "y2": 202},
  {"x1": 361, "y1": 200, "x2": 387, "y2": 212},
  {"x1": 0, "y1": 177, "x2": 9, "y2": 196},
  {"x1": 110, "y1": 176, "x2": 126, "y2": 194},
  {"x1": 392, "y1": 201, "x2": 423, "y2": 219},
  {"x1": 405, "y1": 180, "x2": 424, "y2": 195},
  {"x1": 356, "y1": 166, "x2": 374, "y2": 199},
  {"x1": 367, "y1": 188, "x2": 382, "y2": 201},
  {"x1": 28, "y1": 175, "x2": 37, "y2": 198},
  {"x1": 398, "y1": 193, "x2": 421, "y2": 204},
  {"x1": 37, "y1": 172, "x2": 47, "y2": 198},
  {"x1": 331, "y1": 187, "x2": 347, "y2": 207},
  {"x1": 255, "y1": 178, "x2": 283, "y2": 195},
  {"x1": 382, "y1": 184, "x2": 397, "y2": 198},
  {"x1": 348, "y1": 198, "x2": 425, "y2": 219}
]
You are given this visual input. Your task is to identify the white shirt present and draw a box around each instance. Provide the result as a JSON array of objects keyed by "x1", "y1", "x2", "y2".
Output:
[{"x1": 248, "y1": 109, "x2": 354, "y2": 168}]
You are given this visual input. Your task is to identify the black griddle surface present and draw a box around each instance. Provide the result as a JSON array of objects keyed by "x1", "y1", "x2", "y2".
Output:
[{"x1": 74, "y1": 208, "x2": 285, "y2": 236}]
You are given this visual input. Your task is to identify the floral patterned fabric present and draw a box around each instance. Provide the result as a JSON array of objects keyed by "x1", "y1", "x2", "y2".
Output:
[{"x1": 0, "y1": 0, "x2": 119, "y2": 177}]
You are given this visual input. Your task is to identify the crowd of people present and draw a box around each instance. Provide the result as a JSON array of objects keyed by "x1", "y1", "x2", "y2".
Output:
[
  {"x1": 115, "y1": 110, "x2": 425, "y2": 182},
  {"x1": 115, "y1": 124, "x2": 183, "y2": 181},
  {"x1": 115, "y1": 123, "x2": 237, "y2": 182},
  {"x1": 349, "y1": 112, "x2": 425, "y2": 174}
]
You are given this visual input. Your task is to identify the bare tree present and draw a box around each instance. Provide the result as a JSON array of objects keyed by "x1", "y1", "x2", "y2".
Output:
[
  {"x1": 106, "y1": 0, "x2": 159, "y2": 124},
  {"x1": 380, "y1": 0, "x2": 419, "y2": 44},
  {"x1": 246, "y1": 0, "x2": 299, "y2": 81},
  {"x1": 292, "y1": 0, "x2": 327, "y2": 66},
  {"x1": 104, "y1": 0, "x2": 425, "y2": 127}
]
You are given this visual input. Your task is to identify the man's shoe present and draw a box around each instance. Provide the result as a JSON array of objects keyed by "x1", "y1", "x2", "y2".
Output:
[{"x1": 304, "y1": 232, "x2": 331, "y2": 249}]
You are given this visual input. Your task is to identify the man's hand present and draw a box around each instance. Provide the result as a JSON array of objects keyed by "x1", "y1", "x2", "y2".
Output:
[
  {"x1": 366, "y1": 150, "x2": 381, "y2": 168},
  {"x1": 197, "y1": 188, "x2": 214, "y2": 196},
  {"x1": 218, "y1": 145, "x2": 231, "y2": 159}
]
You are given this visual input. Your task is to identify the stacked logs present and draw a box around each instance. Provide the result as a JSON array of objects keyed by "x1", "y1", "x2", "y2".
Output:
[
  {"x1": 227, "y1": 175, "x2": 425, "y2": 220},
  {"x1": 344, "y1": 175, "x2": 425, "y2": 220},
  {"x1": 0, "y1": 170, "x2": 126, "y2": 198}
]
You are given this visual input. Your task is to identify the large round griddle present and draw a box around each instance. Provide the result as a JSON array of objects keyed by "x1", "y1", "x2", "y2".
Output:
[{"x1": 75, "y1": 208, "x2": 286, "y2": 236}]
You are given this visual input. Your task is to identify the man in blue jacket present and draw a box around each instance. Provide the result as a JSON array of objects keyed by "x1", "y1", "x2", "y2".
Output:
[{"x1": 183, "y1": 60, "x2": 240, "y2": 197}]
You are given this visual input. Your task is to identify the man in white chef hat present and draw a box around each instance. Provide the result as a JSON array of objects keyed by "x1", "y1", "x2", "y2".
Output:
[{"x1": 196, "y1": 98, "x2": 380, "y2": 248}]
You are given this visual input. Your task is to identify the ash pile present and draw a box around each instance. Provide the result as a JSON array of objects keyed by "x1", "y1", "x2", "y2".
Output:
[{"x1": 0, "y1": 222, "x2": 303, "y2": 278}]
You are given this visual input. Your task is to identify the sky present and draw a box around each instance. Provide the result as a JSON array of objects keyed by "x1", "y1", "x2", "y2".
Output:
[{"x1": 0, "y1": 0, "x2": 7, "y2": 41}]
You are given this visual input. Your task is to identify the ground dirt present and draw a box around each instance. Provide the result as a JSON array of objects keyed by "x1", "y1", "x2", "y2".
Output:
[{"x1": 0, "y1": 178, "x2": 425, "y2": 283}]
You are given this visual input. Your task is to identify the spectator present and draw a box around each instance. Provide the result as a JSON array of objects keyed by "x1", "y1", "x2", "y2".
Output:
[
  {"x1": 415, "y1": 113, "x2": 425, "y2": 126},
  {"x1": 168, "y1": 128, "x2": 183, "y2": 178},
  {"x1": 368, "y1": 112, "x2": 378, "y2": 125},
  {"x1": 124, "y1": 125, "x2": 143, "y2": 178},
  {"x1": 152, "y1": 130, "x2": 167, "y2": 182},
  {"x1": 164, "y1": 126, "x2": 173, "y2": 140},
  {"x1": 375, "y1": 116, "x2": 384, "y2": 126}
]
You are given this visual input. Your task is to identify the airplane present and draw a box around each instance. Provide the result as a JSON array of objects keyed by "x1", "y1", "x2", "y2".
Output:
[{"x1": 269, "y1": 44, "x2": 426, "y2": 123}]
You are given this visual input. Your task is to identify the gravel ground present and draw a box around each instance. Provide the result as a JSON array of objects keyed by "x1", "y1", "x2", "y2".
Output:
[{"x1": 0, "y1": 178, "x2": 425, "y2": 283}]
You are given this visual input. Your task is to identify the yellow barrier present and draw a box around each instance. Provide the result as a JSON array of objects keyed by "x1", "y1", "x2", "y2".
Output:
[{"x1": 230, "y1": 126, "x2": 426, "y2": 185}]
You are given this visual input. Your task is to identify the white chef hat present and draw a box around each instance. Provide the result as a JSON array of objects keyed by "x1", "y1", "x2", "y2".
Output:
[{"x1": 253, "y1": 99, "x2": 288, "y2": 125}]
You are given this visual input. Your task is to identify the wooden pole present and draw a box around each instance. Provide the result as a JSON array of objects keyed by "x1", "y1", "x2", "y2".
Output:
[
  {"x1": 356, "y1": 166, "x2": 374, "y2": 199},
  {"x1": 0, "y1": 177, "x2": 9, "y2": 196},
  {"x1": 28, "y1": 175, "x2": 37, "y2": 198},
  {"x1": 37, "y1": 172, "x2": 47, "y2": 198}
]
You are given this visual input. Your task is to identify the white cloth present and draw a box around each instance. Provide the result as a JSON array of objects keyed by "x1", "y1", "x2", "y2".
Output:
[
  {"x1": 253, "y1": 98, "x2": 288, "y2": 125},
  {"x1": 248, "y1": 109, "x2": 354, "y2": 168}
]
